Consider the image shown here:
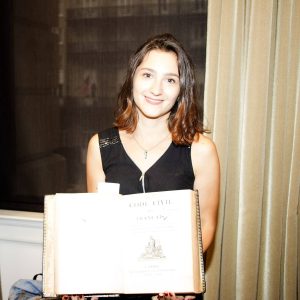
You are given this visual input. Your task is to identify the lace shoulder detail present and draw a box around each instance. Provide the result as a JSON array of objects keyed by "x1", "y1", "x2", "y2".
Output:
[
  {"x1": 98, "y1": 128, "x2": 120, "y2": 149},
  {"x1": 99, "y1": 136, "x2": 119, "y2": 149}
]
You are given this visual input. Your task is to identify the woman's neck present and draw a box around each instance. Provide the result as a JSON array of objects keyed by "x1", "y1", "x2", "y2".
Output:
[{"x1": 134, "y1": 114, "x2": 170, "y2": 139}]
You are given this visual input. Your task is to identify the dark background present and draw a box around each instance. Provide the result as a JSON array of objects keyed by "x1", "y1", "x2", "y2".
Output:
[{"x1": 0, "y1": 0, "x2": 207, "y2": 212}]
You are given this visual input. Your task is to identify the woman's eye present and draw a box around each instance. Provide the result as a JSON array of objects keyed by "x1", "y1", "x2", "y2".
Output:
[
  {"x1": 167, "y1": 78, "x2": 176, "y2": 84},
  {"x1": 142, "y1": 73, "x2": 152, "y2": 78}
]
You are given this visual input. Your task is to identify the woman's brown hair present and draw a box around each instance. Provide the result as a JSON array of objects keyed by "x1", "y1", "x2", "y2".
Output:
[{"x1": 114, "y1": 33, "x2": 206, "y2": 145}]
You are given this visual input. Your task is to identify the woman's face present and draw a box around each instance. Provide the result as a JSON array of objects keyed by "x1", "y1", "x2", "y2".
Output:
[{"x1": 132, "y1": 49, "x2": 180, "y2": 119}]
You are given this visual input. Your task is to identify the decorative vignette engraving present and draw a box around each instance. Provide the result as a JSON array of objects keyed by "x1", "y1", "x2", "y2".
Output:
[{"x1": 140, "y1": 236, "x2": 166, "y2": 260}]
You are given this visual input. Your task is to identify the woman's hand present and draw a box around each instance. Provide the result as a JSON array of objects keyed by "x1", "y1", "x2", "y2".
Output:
[
  {"x1": 62, "y1": 295, "x2": 84, "y2": 300},
  {"x1": 152, "y1": 292, "x2": 196, "y2": 300}
]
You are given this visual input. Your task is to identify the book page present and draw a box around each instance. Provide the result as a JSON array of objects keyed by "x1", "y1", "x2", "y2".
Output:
[
  {"x1": 121, "y1": 190, "x2": 198, "y2": 294},
  {"x1": 54, "y1": 193, "x2": 123, "y2": 295}
]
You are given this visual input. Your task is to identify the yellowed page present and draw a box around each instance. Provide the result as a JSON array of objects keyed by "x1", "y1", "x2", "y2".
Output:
[{"x1": 121, "y1": 189, "x2": 202, "y2": 294}]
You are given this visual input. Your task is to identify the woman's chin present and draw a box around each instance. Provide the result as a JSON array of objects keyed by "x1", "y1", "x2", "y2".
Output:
[{"x1": 139, "y1": 110, "x2": 170, "y2": 120}]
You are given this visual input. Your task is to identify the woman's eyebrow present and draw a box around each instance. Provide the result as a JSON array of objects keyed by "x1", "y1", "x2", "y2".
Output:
[{"x1": 139, "y1": 67, "x2": 179, "y2": 78}]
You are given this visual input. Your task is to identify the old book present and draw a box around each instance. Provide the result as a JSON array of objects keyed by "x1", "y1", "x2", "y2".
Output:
[{"x1": 42, "y1": 189, "x2": 206, "y2": 297}]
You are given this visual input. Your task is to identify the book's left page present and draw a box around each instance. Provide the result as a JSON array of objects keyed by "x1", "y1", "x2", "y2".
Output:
[
  {"x1": 43, "y1": 195, "x2": 56, "y2": 297},
  {"x1": 53, "y1": 193, "x2": 124, "y2": 295}
]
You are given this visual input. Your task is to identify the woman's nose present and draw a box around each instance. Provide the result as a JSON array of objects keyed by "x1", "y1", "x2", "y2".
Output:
[{"x1": 150, "y1": 79, "x2": 162, "y2": 95}]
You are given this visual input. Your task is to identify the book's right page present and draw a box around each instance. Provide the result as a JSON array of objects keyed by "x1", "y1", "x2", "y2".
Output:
[{"x1": 121, "y1": 189, "x2": 204, "y2": 294}]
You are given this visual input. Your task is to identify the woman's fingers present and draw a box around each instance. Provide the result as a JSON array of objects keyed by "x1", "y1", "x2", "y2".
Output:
[
  {"x1": 152, "y1": 292, "x2": 189, "y2": 300},
  {"x1": 61, "y1": 295, "x2": 84, "y2": 300}
]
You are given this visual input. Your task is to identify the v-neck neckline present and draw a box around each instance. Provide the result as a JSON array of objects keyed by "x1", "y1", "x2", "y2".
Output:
[{"x1": 116, "y1": 129, "x2": 173, "y2": 176}]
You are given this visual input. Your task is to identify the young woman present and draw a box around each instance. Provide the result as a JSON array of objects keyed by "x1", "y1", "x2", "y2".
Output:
[{"x1": 86, "y1": 33, "x2": 220, "y2": 299}]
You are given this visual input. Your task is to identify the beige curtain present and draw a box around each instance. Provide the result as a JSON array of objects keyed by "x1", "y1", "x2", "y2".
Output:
[{"x1": 203, "y1": 0, "x2": 300, "y2": 299}]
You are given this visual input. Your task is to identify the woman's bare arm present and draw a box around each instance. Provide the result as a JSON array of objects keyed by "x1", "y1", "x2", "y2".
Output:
[
  {"x1": 192, "y1": 134, "x2": 220, "y2": 252},
  {"x1": 86, "y1": 134, "x2": 106, "y2": 192}
]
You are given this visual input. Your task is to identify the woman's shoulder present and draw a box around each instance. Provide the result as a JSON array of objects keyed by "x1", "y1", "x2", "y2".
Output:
[
  {"x1": 192, "y1": 133, "x2": 218, "y2": 155},
  {"x1": 87, "y1": 127, "x2": 120, "y2": 165},
  {"x1": 99, "y1": 127, "x2": 119, "y2": 138},
  {"x1": 88, "y1": 127, "x2": 118, "y2": 144},
  {"x1": 191, "y1": 133, "x2": 219, "y2": 172},
  {"x1": 96, "y1": 127, "x2": 121, "y2": 150}
]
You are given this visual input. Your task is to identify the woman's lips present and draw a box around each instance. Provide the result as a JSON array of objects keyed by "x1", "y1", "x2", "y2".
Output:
[{"x1": 144, "y1": 96, "x2": 163, "y2": 105}]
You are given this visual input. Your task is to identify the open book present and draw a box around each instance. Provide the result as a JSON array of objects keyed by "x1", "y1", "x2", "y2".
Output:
[{"x1": 42, "y1": 189, "x2": 206, "y2": 297}]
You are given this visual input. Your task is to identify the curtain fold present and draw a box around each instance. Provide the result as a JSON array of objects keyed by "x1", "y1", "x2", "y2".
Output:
[{"x1": 203, "y1": 0, "x2": 300, "y2": 299}]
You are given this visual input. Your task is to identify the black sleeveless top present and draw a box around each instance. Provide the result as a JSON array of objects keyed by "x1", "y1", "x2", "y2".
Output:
[
  {"x1": 99, "y1": 127, "x2": 195, "y2": 195},
  {"x1": 98, "y1": 128, "x2": 202, "y2": 300}
]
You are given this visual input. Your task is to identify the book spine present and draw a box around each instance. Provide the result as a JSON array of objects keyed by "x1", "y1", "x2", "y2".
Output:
[
  {"x1": 195, "y1": 190, "x2": 206, "y2": 293},
  {"x1": 42, "y1": 195, "x2": 57, "y2": 298}
]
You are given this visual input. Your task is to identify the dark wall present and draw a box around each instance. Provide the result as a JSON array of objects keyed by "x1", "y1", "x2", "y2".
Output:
[{"x1": 0, "y1": 0, "x2": 14, "y2": 203}]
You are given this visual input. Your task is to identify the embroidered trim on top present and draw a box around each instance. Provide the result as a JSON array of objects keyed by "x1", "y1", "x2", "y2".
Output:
[{"x1": 99, "y1": 136, "x2": 119, "y2": 149}]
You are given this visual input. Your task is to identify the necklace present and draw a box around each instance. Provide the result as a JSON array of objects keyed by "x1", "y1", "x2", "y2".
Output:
[{"x1": 133, "y1": 132, "x2": 170, "y2": 159}]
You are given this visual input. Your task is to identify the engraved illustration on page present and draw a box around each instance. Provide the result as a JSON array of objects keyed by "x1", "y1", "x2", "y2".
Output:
[{"x1": 140, "y1": 236, "x2": 166, "y2": 259}]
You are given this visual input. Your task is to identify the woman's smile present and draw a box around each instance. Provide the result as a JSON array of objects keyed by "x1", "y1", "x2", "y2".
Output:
[{"x1": 144, "y1": 96, "x2": 164, "y2": 105}]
